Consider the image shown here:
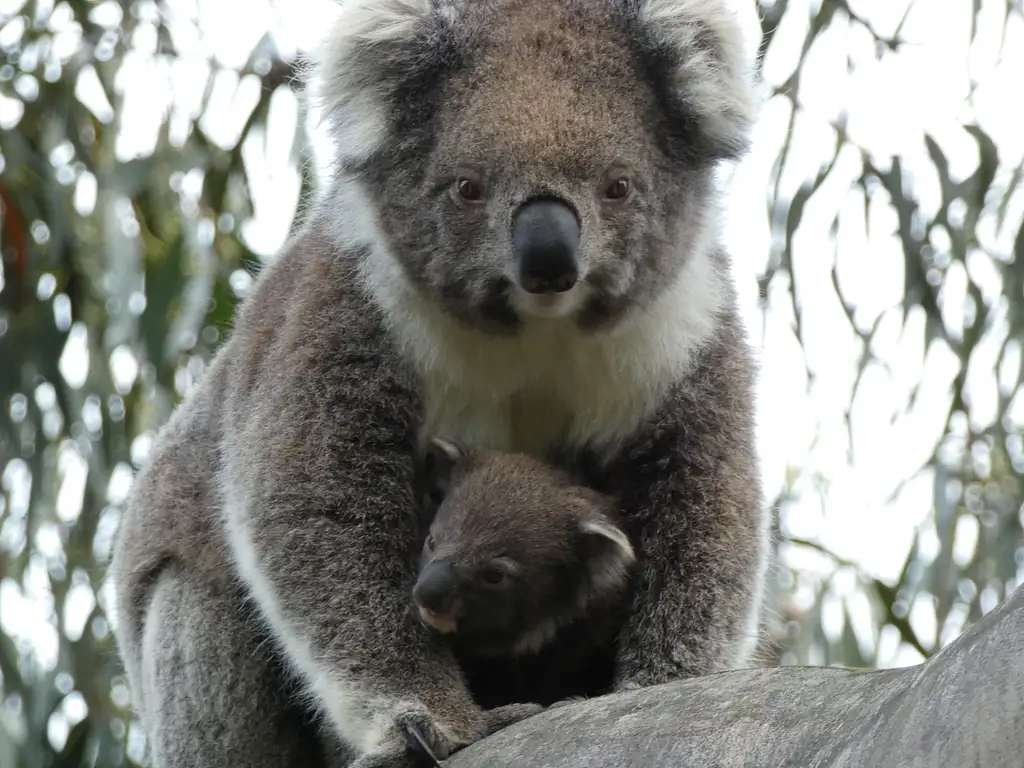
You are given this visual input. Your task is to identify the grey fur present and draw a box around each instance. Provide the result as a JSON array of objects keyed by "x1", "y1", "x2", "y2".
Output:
[
  {"x1": 110, "y1": 1, "x2": 769, "y2": 766},
  {"x1": 109, "y1": 365, "x2": 352, "y2": 767},
  {"x1": 445, "y1": 582, "x2": 1024, "y2": 768}
]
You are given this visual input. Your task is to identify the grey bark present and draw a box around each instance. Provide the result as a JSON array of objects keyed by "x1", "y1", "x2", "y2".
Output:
[{"x1": 447, "y1": 583, "x2": 1024, "y2": 767}]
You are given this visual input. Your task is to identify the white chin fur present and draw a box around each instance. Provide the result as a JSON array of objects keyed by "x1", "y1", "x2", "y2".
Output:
[
  {"x1": 510, "y1": 282, "x2": 590, "y2": 320},
  {"x1": 418, "y1": 606, "x2": 458, "y2": 634}
]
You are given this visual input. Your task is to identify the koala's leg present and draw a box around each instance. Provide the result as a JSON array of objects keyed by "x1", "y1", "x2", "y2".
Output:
[
  {"x1": 609, "y1": 330, "x2": 769, "y2": 688},
  {"x1": 138, "y1": 567, "x2": 345, "y2": 768}
]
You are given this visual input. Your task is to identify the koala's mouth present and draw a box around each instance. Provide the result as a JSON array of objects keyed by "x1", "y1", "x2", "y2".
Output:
[
  {"x1": 417, "y1": 605, "x2": 459, "y2": 634},
  {"x1": 509, "y1": 280, "x2": 591, "y2": 321}
]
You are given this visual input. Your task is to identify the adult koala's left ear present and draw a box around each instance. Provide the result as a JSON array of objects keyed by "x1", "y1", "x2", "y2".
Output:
[
  {"x1": 413, "y1": 437, "x2": 465, "y2": 521},
  {"x1": 630, "y1": 0, "x2": 762, "y2": 162}
]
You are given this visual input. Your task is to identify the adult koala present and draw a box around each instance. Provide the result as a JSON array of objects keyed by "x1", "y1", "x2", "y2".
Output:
[{"x1": 110, "y1": 0, "x2": 769, "y2": 765}]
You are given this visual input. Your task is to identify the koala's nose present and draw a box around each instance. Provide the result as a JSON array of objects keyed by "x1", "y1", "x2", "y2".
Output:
[
  {"x1": 413, "y1": 561, "x2": 458, "y2": 615},
  {"x1": 512, "y1": 198, "x2": 580, "y2": 294}
]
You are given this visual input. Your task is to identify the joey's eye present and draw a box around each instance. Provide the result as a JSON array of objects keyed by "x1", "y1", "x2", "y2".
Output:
[
  {"x1": 480, "y1": 567, "x2": 506, "y2": 586},
  {"x1": 455, "y1": 177, "x2": 485, "y2": 203},
  {"x1": 603, "y1": 177, "x2": 631, "y2": 201},
  {"x1": 425, "y1": 534, "x2": 436, "y2": 551}
]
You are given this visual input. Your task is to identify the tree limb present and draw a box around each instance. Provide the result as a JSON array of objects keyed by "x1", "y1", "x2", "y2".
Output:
[{"x1": 448, "y1": 583, "x2": 1024, "y2": 767}]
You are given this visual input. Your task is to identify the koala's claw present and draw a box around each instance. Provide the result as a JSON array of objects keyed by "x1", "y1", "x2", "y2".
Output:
[
  {"x1": 348, "y1": 709, "x2": 460, "y2": 768},
  {"x1": 393, "y1": 709, "x2": 454, "y2": 765},
  {"x1": 401, "y1": 719, "x2": 444, "y2": 766}
]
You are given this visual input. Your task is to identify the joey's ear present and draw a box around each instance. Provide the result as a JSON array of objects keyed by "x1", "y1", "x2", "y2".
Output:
[
  {"x1": 424, "y1": 437, "x2": 464, "y2": 478},
  {"x1": 580, "y1": 519, "x2": 635, "y2": 565},
  {"x1": 580, "y1": 518, "x2": 636, "y2": 593},
  {"x1": 413, "y1": 437, "x2": 465, "y2": 515}
]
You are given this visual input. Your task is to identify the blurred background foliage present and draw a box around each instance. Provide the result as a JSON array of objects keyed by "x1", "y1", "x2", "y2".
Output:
[{"x1": 0, "y1": 0, "x2": 1022, "y2": 765}]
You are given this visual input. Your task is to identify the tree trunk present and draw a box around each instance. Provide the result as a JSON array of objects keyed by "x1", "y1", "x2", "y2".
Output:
[{"x1": 448, "y1": 583, "x2": 1024, "y2": 767}]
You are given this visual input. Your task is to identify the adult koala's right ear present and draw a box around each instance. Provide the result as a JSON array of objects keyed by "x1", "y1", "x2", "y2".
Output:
[{"x1": 413, "y1": 437, "x2": 466, "y2": 517}]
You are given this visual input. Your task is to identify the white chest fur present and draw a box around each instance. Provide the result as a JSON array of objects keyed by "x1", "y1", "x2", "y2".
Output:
[{"x1": 360, "y1": 244, "x2": 725, "y2": 457}]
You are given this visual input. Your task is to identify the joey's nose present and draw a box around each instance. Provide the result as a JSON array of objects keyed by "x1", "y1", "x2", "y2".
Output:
[
  {"x1": 413, "y1": 561, "x2": 458, "y2": 615},
  {"x1": 512, "y1": 198, "x2": 580, "y2": 294}
]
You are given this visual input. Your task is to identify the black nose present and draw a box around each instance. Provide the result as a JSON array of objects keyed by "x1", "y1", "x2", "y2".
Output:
[
  {"x1": 512, "y1": 198, "x2": 580, "y2": 294},
  {"x1": 413, "y1": 561, "x2": 458, "y2": 614}
]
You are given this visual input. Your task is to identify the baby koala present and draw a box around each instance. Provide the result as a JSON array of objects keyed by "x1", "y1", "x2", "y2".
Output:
[{"x1": 411, "y1": 438, "x2": 636, "y2": 707}]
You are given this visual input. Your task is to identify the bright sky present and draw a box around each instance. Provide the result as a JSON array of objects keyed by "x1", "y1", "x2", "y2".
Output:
[{"x1": 2, "y1": 0, "x2": 1024, "y2": 752}]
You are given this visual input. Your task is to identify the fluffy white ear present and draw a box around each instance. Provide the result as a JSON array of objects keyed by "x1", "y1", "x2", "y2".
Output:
[
  {"x1": 580, "y1": 519, "x2": 635, "y2": 562},
  {"x1": 580, "y1": 518, "x2": 636, "y2": 595},
  {"x1": 304, "y1": 0, "x2": 444, "y2": 166},
  {"x1": 428, "y1": 436, "x2": 464, "y2": 466},
  {"x1": 637, "y1": 0, "x2": 761, "y2": 160}
]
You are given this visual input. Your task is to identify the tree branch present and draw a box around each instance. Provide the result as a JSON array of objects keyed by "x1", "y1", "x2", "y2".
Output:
[{"x1": 448, "y1": 583, "x2": 1024, "y2": 767}]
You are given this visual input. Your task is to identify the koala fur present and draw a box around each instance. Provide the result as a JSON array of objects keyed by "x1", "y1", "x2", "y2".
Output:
[
  {"x1": 412, "y1": 439, "x2": 635, "y2": 707},
  {"x1": 110, "y1": 1, "x2": 769, "y2": 766},
  {"x1": 109, "y1": 373, "x2": 354, "y2": 768}
]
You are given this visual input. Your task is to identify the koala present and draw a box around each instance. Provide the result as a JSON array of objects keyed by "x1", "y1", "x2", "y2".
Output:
[
  {"x1": 412, "y1": 439, "x2": 635, "y2": 709},
  {"x1": 110, "y1": 1, "x2": 770, "y2": 767}
]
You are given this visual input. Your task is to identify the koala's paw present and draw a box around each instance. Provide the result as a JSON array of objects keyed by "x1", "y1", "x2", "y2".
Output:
[
  {"x1": 347, "y1": 713, "x2": 447, "y2": 768},
  {"x1": 348, "y1": 695, "x2": 491, "y2": 768},
  {"x1": 481, "y1": 702, "x2": 546, "y2": 733},
  {"x1": 358, "y1": 702, "x2": 487, "y2": 767},
  {"x1": 395, "y1": 709, "x2": 457, "y2": 765}
]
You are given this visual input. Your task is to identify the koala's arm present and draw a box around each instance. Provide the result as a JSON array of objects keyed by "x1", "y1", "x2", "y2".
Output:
[
  {"x1": 610, "y1": 314, "x2": 769, "y2": 688},
  {"x1": 217, "y1": 236, "x2": 485, "y2": 760}
]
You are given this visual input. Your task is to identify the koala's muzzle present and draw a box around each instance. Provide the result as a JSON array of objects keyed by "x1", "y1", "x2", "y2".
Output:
[
  {"x1": 413, "y1": 561, "x2": 459, "y2": 615},
  {"x1": 512, "y1": 198, "x2": 580, "y2": 294}
]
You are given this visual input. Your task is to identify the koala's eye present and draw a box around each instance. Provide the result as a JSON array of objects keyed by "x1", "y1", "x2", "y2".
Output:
[
  {"x1": 603, "y1": 177, "x2": 631, "y2": 201},
  {"x1": 455, "y1": 177, "x2": 485, "y2": 203},
  {"x1": 480, "y1": 566, "x2": 506, "y2": 586}
]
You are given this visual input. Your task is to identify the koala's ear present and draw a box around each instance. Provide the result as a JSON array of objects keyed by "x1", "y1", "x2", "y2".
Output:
[
  {"x1": 308, "y1": 0, "x2": 464, "y2": 168},
  {"x1": 580, "y1": 518, "x2": 636, "y2": 592},
  {"x1": 632, "y1": 0, "x2": 760, "y2": 162},
  {"x1": 413, "y1": 437, "x2": 465, "y2": 515},
  {"x1": 423, "y1": 437, "x2": 464, "y2": 479},
  {"x1": 580, "y1": 519, "x2": 635, "y2": 564}
]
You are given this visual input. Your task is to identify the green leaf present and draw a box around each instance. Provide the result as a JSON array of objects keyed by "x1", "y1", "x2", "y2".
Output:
[
  {"x1": 53, "y1": 717, "x2": 90, "y2": 768},
  {"x1": 140, "y1": 233, "x2": 185, "y2": 377}
]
